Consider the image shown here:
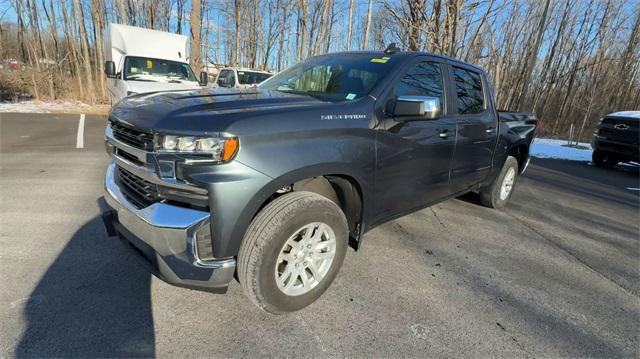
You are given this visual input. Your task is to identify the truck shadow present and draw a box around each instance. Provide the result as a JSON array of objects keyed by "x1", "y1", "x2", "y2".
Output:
[{"x1": 15, "y1": 199, "x2": 155, "y2": 357}]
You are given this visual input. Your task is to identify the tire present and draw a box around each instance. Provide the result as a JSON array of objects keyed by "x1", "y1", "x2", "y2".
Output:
[
  {"x1": 237, "y1": 191, "x2": 348, "y2": 314},
  {"x1": 479, "y1": 156, "x2": 519, "y2": 209},
  {"x1": 592, "y1": 150, "x2": 618, "y2": 168}
]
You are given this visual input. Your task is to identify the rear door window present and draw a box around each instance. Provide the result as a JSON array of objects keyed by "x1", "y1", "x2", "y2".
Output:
[{"x1": 453, "y1": 67, "x2": 484, "y2": 114}]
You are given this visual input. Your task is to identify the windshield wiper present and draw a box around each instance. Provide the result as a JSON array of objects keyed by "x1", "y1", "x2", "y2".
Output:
[{"x1": 275, "y1": 89, "x2": 327, "y2": 101}]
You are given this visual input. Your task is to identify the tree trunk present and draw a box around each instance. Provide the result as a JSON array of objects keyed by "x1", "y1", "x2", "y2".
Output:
[
  {"x1": 60, "y1": 0, "x2": 84, "y2": 98},
  {"x1": 190, "y1": 0, "x2": 202, "y2": 72},
  {"x1": 176, "y1": 0, "x2": 183, "y2": 33},
  {"x1": 92, "y1": 0, "x2": 106, "y2": 101},
  {"x1": 346, "y1": 0, "x2": 354, "y2": 50},
  {"x1": 277, "y1": 0, "x2": 287, "y2": 71},
  {"x1": 117, "y1": 0, "x2": 127, "y2": 24},
  {"x1": 74, "y1": 0, "x2": 95, "y2": 102},
  {"x1": 298, "y1": 0, "x2": 307, "y2": 60},
  {"x1": 517, "y1": 0, "x2": 551, "y2": 110},
  {"x1": 234, "y1": 0, "x2": 241, "y2": 66},
  {"x1": 362, "y1": 0, "x2": 372, "y2": 50}
]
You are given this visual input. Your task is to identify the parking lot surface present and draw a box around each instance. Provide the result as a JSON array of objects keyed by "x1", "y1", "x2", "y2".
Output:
[{"x1": 1, "y1": 113, "x2": 638, "y2": 357}]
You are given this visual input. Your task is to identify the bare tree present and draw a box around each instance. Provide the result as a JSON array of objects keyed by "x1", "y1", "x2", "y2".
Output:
[
  {"x1": 190, "y1": 0, "x2": 201, "y2": 72},
  {"x1": 516, "y1": 0, "x2": 551, "y2": 110},
  {"x1": 346, "y1": 0, "x2": 354, "y2": 50},
  {"x1": 74, "y1": 0, "x2": 94, "y2": 102},
  {"x1": 362, "y1": 0, "x2": 372, "y2": 49}
]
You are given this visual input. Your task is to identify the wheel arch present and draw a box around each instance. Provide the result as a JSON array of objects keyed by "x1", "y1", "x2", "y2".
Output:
[
  {"x1": 509, "y1": 142, "x2": 530, "y2": 174},
  {"x1": 237, "y1": 165, "x2": 369, "y2": 254}
]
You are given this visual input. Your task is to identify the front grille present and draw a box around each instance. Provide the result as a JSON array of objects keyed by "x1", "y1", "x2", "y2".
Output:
[
  {"x1": 116, "y1": 166, "x2": 160, "y2": 208},
  {"x1": 111, "y1": 122, "x2": 154, "y2": 151}
]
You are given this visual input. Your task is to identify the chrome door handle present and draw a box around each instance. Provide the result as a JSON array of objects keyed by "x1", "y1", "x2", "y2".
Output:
[
  {"x1": 486, "y1": 128, "x2": 495, "y2": 134},
  {"x1": 439, "y1": 131, "x2": 449, "y2": 138}
]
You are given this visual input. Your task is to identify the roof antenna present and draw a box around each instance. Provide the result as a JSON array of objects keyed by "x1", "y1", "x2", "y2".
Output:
[{"x1": 384, "y1": 43, "x2": 400, "y2": 54}]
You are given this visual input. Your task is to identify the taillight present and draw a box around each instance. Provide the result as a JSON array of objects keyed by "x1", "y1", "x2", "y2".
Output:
[{"x1": 526, "y1": 118, "x2": 541, "y2": 127}]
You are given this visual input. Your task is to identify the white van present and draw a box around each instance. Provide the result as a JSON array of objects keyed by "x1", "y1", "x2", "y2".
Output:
[
  {"x1": 103, "y1": 24, "x2": 206, "y2": 103},
  {"x1": 215, "y1": 68, "x2": 273, "y2": 89}
]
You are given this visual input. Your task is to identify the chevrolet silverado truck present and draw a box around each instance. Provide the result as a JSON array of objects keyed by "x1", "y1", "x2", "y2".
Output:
[
  {"x1": 592, "y1": 111, "x2": 639, "y2": 168},
  {"x1": 101, "y1": 49, "x2": 536, "y2": 313}
]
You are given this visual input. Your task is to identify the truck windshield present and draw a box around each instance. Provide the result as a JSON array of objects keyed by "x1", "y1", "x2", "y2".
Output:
[
  {"x1": 259, "y1": 53, "x2": 399, "y2": 101},
  {"x1": 238, "y1": 71, "x2": 272, "y2": 85},
  {"x1": 124, "y1": 56, "x2": 197, "y2": 82}
]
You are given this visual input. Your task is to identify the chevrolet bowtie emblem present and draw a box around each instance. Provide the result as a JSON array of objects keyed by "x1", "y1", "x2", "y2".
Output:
[{"x1": 614, "y1": 124, "x2": 629, "y2": 130}]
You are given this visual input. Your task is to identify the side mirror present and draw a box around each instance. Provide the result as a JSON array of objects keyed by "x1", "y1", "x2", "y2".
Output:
[
  {"x1": 104, "y1": 61, "x2": 116, "y2": 78},
  {"x1": 199, "y1": 71, "x2": 208, "y2": 86},
  {"x1": 393, "y1": 96, "x2": 441, "y2": 120}
]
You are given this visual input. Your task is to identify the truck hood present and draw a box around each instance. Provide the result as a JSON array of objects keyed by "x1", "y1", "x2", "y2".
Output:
[
  {"x1": 109, "y1": 88, "x2": 330, "y2": 134},
  {"x1": 126, "y1": 79, "x2": 202, "y2": 95}
]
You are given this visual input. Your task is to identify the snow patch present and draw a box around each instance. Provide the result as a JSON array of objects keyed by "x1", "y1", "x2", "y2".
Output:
[
  {"x1": 0, "y1": 101, "x2": 109, "y2": 114},
  {"x1": 530, "y1": 138, "x2": 593, "y2": 162}
]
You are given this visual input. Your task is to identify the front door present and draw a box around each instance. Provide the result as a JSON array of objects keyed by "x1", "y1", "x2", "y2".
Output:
[
  {"x1": 373, "y1": 60, "x2": 457, "y2": 224},
  {"x1": 448, "y1": 65, "x2": 497, "y2": 190}
]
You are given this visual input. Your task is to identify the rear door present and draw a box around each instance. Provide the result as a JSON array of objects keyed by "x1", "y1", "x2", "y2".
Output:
[
  {"x1": 373, "y1": 58, "x2": 457, "y2": 223},
  {"x1": 448, "y1": 65, "x2": 497, "y2": 190}
]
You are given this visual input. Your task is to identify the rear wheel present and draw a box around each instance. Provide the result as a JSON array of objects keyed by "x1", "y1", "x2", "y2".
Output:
[
  {"x1": 237, "y1": 191, "x2": 348, "y2": 314},
  {"x1": 592, "y1": 150, "x2": 618, "y2": 168},
  {"x1": 479, "y1": 156, "x2": 519, "y2": 209}
]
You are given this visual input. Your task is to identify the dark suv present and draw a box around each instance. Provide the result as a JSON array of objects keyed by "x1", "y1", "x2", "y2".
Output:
[
  {"x1": 592, "y1": 111, "x2": 639, "y2": 168},
  {"x1": 102, "y1": 50, "x2": 536, "y2": 313}
]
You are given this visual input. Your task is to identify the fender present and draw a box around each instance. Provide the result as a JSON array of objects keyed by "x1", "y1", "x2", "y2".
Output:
[{"x1": 217, "y1": 162, "x2": 372, "y2": 258}]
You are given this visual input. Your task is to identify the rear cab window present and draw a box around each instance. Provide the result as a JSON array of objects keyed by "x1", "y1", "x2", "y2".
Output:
[{"x1": 238, "y1": 71, "x2": 272, "y2": 85}]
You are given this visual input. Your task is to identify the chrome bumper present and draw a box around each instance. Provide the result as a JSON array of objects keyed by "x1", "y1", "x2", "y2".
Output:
[{"x1": 103, "y1": 162, "x2": 236, "y2": 292}]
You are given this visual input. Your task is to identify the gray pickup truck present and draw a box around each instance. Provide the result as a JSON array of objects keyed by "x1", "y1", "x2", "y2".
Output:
[{"x1": 102, "y1": 49, "x2": 536, "y2": 313}]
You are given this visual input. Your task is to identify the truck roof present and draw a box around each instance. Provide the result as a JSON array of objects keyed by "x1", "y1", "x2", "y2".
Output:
[
  {"x1": 606, "y1": 111, "x2": 640, "y2": 119},
  {"x1": 312, "y1": 51, "x2": 486, "y2": 73},
  {"x1": 106, "y1": 24, "x2": 189, "y2": 65}
]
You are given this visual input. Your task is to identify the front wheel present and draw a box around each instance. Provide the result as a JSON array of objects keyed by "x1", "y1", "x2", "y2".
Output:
[
  {"x1": 479, "y1": 156, "x2": 519, "y2": 209},
  {"x1": 237, "y1": 191, "x2": 348, "y2": 314}
]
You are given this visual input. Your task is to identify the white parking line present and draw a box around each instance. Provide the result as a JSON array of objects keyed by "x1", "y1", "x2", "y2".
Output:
[{"x1": 76, "y1": 114, "x2": 85, "y2": 149}]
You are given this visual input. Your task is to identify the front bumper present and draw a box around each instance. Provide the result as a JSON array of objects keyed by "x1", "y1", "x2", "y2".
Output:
[{"x1": 102, "y1": 162, "x2": 236, "y2": 293}]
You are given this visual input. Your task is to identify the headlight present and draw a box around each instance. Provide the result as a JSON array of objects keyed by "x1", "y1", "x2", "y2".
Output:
[{"x1": 157, "y1": 134, "x2": 239, "y2": 163}]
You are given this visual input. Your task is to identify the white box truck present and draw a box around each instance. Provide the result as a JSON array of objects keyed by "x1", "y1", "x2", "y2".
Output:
[{"x1": 103, "y1": 24, "x2": 207, "y2": 103}]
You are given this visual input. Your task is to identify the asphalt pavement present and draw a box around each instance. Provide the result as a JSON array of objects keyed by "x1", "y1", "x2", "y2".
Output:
[{"x1": 1, "y1": 113, "x2": 638, "y2": 358}]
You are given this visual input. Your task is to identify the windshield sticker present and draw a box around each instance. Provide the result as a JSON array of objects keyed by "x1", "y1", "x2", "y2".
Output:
[
  {"x1": 146, "y1": 60, "x2": 153, "y2": 68},
  {"x1": 370, "y1": 56, "x2": 390, "y2": 64},
  {"x1": 345, "y1": 93, "x2": 356, "y2": 100},
  {"x1": 321, "y1": 114, "x2": 367, "y2": 121}
]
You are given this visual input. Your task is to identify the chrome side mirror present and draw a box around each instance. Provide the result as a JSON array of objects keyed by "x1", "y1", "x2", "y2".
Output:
[{"x1": 393, "y1": 96, "x2": 441, "y2": 120}]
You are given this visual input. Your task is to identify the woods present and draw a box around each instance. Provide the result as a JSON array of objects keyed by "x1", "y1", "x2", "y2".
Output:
[{"x1": 0, "y1": 0, "x2": 638, "y2": 140}]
